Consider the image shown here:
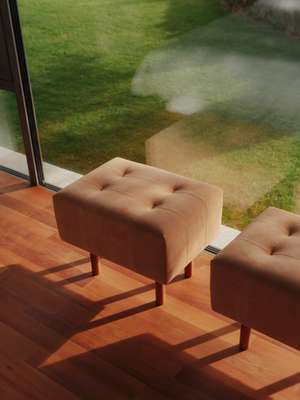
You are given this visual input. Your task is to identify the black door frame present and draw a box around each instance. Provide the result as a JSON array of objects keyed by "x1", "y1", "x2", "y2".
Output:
[{"x1": 0, "y1": 0, "x2": 43, "y2": 186}]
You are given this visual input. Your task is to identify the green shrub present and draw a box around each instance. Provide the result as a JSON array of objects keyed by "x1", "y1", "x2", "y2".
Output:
[
  {"x1": 222, "y1": 0, "x2": 257, "y2": 11},
  {"x1": 248, "y1": 1, "x2": 300, "y2": 37}
]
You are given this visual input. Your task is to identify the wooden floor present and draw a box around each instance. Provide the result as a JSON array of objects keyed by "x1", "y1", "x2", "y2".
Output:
[{"x1": 0, "y1": 171, "x2": 299, "y2": 400}]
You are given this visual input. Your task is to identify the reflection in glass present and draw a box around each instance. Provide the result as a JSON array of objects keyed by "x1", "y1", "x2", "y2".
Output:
[{"x1": 0, "y1": 90, "x2": 28, "y2": 175}]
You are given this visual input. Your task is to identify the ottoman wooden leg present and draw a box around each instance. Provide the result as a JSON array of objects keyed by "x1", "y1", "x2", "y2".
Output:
[
  {"x1": 90, "y1": 253, "x2": 100, "y2": 276},
  {"x1": 155, "y1": 282, "x2": 165, "y2": 306},
  {"x1": 184, "y1": 261, "x2": 193, "y2": 279},
  {"x1": 239, "y1": 325, "x2": 251, "y2": 351}
]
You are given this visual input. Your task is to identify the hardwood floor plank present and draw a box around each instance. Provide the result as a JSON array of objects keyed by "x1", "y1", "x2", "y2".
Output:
[
  {"x1": 0, "y1": 272, "x2": 168, "y2": 399},
  {"x1": 0, "y1": 352, "x2": 79, "y2": 400},
  {"x1": 0, "y1": 375, "x2": 33, "y2": 400},
  {"x1": 0, "y1": 172, "x2": 299, "y2": 400},
  {"x1": 0, "y1": 191, "x2": 56, "y2": 228}
]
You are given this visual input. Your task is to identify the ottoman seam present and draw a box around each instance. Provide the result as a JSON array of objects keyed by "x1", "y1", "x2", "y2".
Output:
[
  {"x1": 238, "y1": 237, "x2": 270, "y2": 253},
  {"x1": 272, "y1": 253, "x2": 300, "y2": 262}
]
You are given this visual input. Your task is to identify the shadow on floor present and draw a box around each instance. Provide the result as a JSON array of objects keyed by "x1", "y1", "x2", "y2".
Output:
[
  {"x1": 1, "y1": 262, "x2": 299, "y2": 399},
  {"x1": 0, "y1": 181, "x2": 30, "y2": 194},
  {"x1": 41, "y1": 333, "x2": 300, "y2": 400}
]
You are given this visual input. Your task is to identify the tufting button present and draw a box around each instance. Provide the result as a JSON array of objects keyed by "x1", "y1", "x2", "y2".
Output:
[
  {"x1": 152, "y1": 200, "x2": 163, "y2": 208},
  {"x1": 288, "y1": 227, "x2": 296, "y2": 236},
  {"x1": 173, "y1": 185, "x2": 182, "y2": 192},
  {"x1": 270, "y1": 245, "x2": 281, "y2": 255},
  {"x1": 122, "y1": 168, "x2": 131, "y2": 176}
]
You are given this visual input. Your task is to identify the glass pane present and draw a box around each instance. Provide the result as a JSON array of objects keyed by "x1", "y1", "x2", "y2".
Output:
[
  {"x1": 0, "y1": 90, "x2": 28, "y2": 176},
  {"x1": 19, "y1": 0, "x2": 300, "y2": 229}
]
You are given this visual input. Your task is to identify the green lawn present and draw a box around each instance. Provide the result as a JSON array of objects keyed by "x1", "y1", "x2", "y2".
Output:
[
  {"x1": 17, "y1": 0, "x2": 226, "y2": 171},
  {"x1": 133, "y1": 12, "x2": 300, "y2": 229},
  {"x1": 2, "y1": 0, "x2": 300, "y2": 229}
]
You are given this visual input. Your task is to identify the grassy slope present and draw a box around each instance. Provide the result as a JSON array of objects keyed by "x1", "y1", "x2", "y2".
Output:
[
  {"x1": 3, "y1": 0, "x2": 300, "y2": 228},
  {"x1": 134, "y1": 13, "x2": 300, "y2": 229},
  {"x1": 18, "y1": 0, "x2": 225, "y2": 172}
]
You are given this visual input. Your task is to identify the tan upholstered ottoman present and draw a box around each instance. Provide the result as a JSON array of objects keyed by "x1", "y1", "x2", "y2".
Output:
[
  {"x1": 211, "y1": 207, "x2": 300, "y2": 351},
  {"x1": 54, "y1": 157, "x2": 223, "y2": 305}
]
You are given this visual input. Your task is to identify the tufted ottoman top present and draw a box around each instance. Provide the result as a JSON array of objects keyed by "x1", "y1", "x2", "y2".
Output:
[
  {"x1": 54, "y1": 157, "x2": 223, "y2": 283},
  {"x1": 213, "y1": 207, "x2": 300, "y2": 291}
]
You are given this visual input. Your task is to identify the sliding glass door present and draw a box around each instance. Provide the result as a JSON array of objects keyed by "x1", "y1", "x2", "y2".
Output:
[
  {"x1": 17, "y1": 0, "x2": 300, "y2": 230},
  {"x1": 0, "y1": 0, "x2": 42, "y2": 184},
  {"x1": 0, "y1": 0, "x2": 27, "y2": 177}
]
